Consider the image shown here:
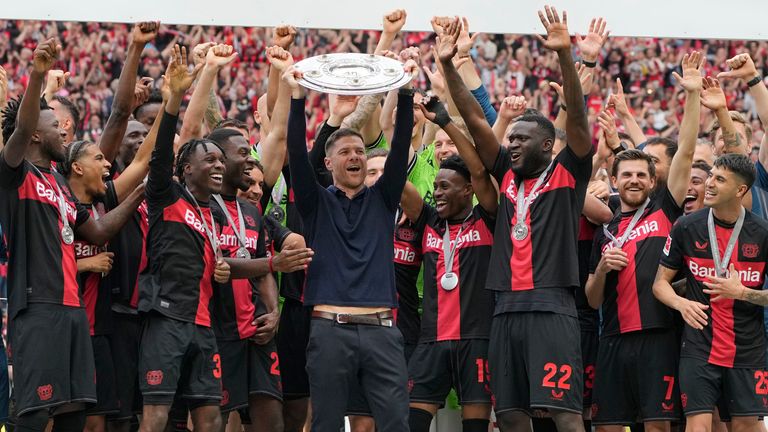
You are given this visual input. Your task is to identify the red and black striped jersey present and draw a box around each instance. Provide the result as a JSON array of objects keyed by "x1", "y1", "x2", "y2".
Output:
[
  {"x1": 489, "y1": 146, "x2": 592, "y2": 317},
  {"x1": 0, "y1": 158, "x2": 90, "y2": 318},
  {"x1": 138, "y1": 111, "x2": 224, "y2": 327},
  {"x1": 75, "y1": 181, "x2": 119, "y2": 335},
  {"x1": 393, "y1": 220, "x2": 423, "y2": 345},
  {"x1": 210, "y1": 195, "x2": 268, "y2": 341},
  {"x1": 106, "y1": 199, "x2": 149, "y2": 311},
  {"x1": 661, "y1": 209, "x2": 768, "y2": 368},
  {"x1": 590, "y1": 188, "x2": 681, "y2": 336},
  {"x1": 418, "y1": 205, "x2": 495, "y2": 342}
]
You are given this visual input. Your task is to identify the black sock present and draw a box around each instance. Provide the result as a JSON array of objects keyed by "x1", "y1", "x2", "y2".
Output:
[
  {"x1": 15, "y1": 409, "x2": 50, "y2": 432},
  {"x1": 462, "y1": 418, "x2": 490, "y2": 432},
  {"x1": 583, "y1": 419, "x2": 592, "y2": 432},
  {"x1": 532, "y1": 418, "x2": 558, "y2": 432},
  {"x1": 51, "y1": 411, "x2": 85, "y2": 432},
  {"x1": 408, "y1": 408, "x2": 433, "y2": 432}
]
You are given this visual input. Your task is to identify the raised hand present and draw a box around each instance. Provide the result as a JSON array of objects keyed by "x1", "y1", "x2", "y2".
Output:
[
  {"x1": 272, "y1": 25, "x2": 297, "y2": 49},
  {"x1": 45, "y1": 69, "x2": 70, "y2": 96},
  {"x1": 0, "y1": 66, "x2": 7, "y2": 109},
  {"x1": 671, "y1": 51, "x2": 704, "y2": 93},
  {"x1": 329, "y1": 94, "x2": 360, "y2": 119},
  {"x1": 536, "y1": 5, "x2": 571, "y2": 52},
  {"x1": 430, "y1": 16, "x2": 452, "y2": 36},
  {"x1": 575, "y1": 17, "x2": 609, "y2": 63},
  {"x1": 205, "y1": 43, "x2": 238, "y2": 68},
  {"x1": 191, "y1": 42, "x2": 216, "y2": 67},
  {"x1": 423, "y1": 64, "x2": 446, "y2": 98},
  {"x1": 416, "y1": 95, "x2": 451, "y2": 127},
  {"x1": 131, "y1": 21, "x2": 160, "y2": 45},
  {"x1": 700, "y1": 76, "x2": 727, "y2": 112},
  {"x1": 550, "y1": 62, "x2": 592, "y2": 104},
  {"x1": 398, "y1": 46, "x2": 420, "y2": 64},
  {"x1": 281, "y1": 65, "x2": 304, "y2": 92},
  {"x1": 166, "y1": 45, "x2": 202, "y2": 95},
  {"x1": 718, "y1": 53, "x2": 759, "y2": 81},
  {"x1": 597, "y1": 109, "x2": 620, "y2": 149},
  {"x1": 456, "y1": 17, "x2": 480, "y2": 58},
  {"x1": 608, "y1": 78, "x2": 630, "y2": 117},
  {"x1": 132, "y1": 77, "x2": 153, "y2": 111},
  {"x1": 266, "y1": 45, "x2": 294, "y2": 72},
  {"x1": 498, "y1": 96, "x2": 527, "y2": 122},
  {"x1": 33, "y1": 38, "x2": 61, "y2": 75},
  {"x1": 436, "y1": 17, "x2": 461, "y2": 63},
  {"x1": 383, "y1": 9, "x2": 407, "y2": 34}
]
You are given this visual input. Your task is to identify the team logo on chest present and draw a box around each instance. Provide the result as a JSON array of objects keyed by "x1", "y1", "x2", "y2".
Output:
[{"x1": 742, "y1": 243, "x2": 760, "y2": 258}]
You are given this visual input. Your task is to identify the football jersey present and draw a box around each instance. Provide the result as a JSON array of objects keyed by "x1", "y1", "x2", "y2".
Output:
[
  {"x1": 0, "y1": 158, "x2": 90, "y2": 318},
  {"x1": 590, "y1": 188, "x2": 681, "y2": 336},
  {"x1": 660, "y1": 209, "x2": 768, "y2": 368},
  {"x1": 393, "y1": 220, "x2": 423, "y2": 345},
  {"x1": 577, "y1": 216, "x2": 599, "y2": 332}
]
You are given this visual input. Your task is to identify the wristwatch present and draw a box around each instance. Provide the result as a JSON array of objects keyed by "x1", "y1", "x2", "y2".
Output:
[{"x1": 611, "y1": 141, "x2": 629, "y2": 156}]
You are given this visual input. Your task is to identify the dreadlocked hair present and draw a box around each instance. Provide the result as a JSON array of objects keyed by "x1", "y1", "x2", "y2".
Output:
[
  {"x1": 2, "y1": 96, "x2": 50, "y2": 143},
  {"x1": 174, "y1": 139, "x2": 225, "y2": 184}
]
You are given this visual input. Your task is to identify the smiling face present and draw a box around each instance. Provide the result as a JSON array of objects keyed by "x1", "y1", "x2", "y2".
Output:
[
  {"x1": 118, "y1": 120, "x2": 148, "y2": 168},
  {"x1": 704, "y1": 165, "x2": 749, "y2": 209},
  {"x1": 612, "y1": 159, "x2": 656, "y2": 209},
  {"x1": 184, "y1": 143, "x2": 226, "y2": 196},
  {"x1": 433, "y1": 168, "x2": 473, "y2": 220},
  {"x1": 434, "y1": 129, "x2": 458, "y2": 165},
  {"x1": 221, "y1": 135, "x2": 256, "y2": 193},
  {"x1": 507, "y1": 120, "x2": 553, "y2": 178},
  {"x1": 238, "y1": 165, "x2": 265, "y2": 208},
  {"x1": 70, "y1": 143, "x2": 112, "y2": 199},
  {"x1": 365, "y1": 155, "x2": 386, "y2": 187},
  {"x1": 325, "y1": 135, "x2": 367, "y2": 192},
  {"x1": 684, "y1": 167, "x2": 708, "y2": 215}
]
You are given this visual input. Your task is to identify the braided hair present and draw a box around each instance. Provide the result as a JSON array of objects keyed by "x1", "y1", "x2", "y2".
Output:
[
  {"x1": 174, "y1": 139, "x2": 225, "y2": 184},
  {"x1": 59, "y1": 140, "x2": 95, "y2": 178},
  {"x1": 1, "y1": 96, "x2": 51, "y2": 143}
]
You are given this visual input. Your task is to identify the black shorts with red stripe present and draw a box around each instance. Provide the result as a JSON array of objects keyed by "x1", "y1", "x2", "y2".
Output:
[
  {"x1": 489, "y1": 311, "x2": 583, "y2": 414},
  {"x1": 592, "y1": 328, "x2": 680, "y2": 424},
  {"x1": 679, "y1": 356, "x2": 768, "y2": 417},
  {"x1": 218, "y1": 338, "x2": 282, "y2": 413},
  {"x1": 581, "y1": 329, "x2": 598, "y2": 409}
]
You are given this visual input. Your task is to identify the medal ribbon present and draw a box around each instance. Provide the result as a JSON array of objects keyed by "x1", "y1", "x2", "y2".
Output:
[
  {"x1": 707, "y1": 207, "x2": 745, "y2": 277},
  {"x1": 602, "y1": 198, "x2": 650, "y2": 249},
  {"x1": 212, "y1": 195, "x2": 248, "y2": 251},
  {"x1": 515, "y1": 161, "x2": 554, "y2": 232}
]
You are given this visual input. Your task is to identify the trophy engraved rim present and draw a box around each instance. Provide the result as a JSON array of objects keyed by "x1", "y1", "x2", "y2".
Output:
[{"x1": 295, "y1": 53, "x2": 412, "y2": 95}]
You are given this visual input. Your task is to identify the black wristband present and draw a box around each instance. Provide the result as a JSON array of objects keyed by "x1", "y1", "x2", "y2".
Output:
[
  {"x1": 747, "y1": 76, "x2": 762, "y2": 88},
  {"x1": 582, "y1": 60, "x2": 597, "y2": 68},
  {"x1": 399, "y1": 87, "x2": 415, "y2": 97},
  {"x1": 559, "y1": 104, "x2": 567, "y2": 112}
]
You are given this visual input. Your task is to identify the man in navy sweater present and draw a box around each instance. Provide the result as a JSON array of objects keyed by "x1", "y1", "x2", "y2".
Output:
[{"x1": 283, "y1": 60, "x2": 417, "y2": 431}]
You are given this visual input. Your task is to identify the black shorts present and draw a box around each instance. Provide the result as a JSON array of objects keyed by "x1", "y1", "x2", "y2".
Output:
[
  {"x1": 275, "y1": 298, "x2": 311, "y2": 399},
  {"x1": 592, "y1": 328, "x2": 680, "y2": 425},
  {"x1": 10, "y1": 304, "x2": 97, "y2": 415},
  {"x1": 219, "y1": 338, "x2": 283, "y2": 412},
  {"x1": 138, "y1": 313, "x2": 221, "y2": 405},
  {"x1": 87, "y1": 335, "x2": 119, "y2": 416},
  {"x1": 679, "y1": 356, "x2": 768, "y2": 417},
  {"x1": 489, "y1": 312, "x2": 583, "y2": 414},
  {"x1": 108, "y1": 312, "x2": 143, "y2": 420},
  {"x1": 581, "y1": 330, "x2": 598, "y2": 409},
  {"x1": 408, "y1": 340, "x2": 492, "y2": 406}
]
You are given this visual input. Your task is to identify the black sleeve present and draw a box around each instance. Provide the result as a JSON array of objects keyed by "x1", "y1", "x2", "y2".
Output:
[
  {"x1": 588, "y1": 229, "x2": 606, "y2": 274},
  {"x1": 286, "y1": 98, "x2": 320, "y2": 217},
  {"x1": 659, "y1": 220, "x2": 685, "y2": 270},
  {"x1": 0, "y1": 153, "x2": 25, "y2": 189},
  {"x1": 490, "y1": 146, "x2": 512, "y2": 184},
  {"x1": 556, "y1": 144, "x2": 595, "y2": 185},
  {"x1": 264, "y1": 214, "x2": 292, "y2": 252},
  {"x1": 146, "y1": 111, "x2": 178, "y2": 205},
  {"x1": 474, "y1": 205, "x2": 496, "y2": 234},
  {"x1": 104, "y1": 180, "x2": 120, "y2": 211},
  {"x1": 375, "y1": 90, "x2": 414, "y2": 211},
  {"x1": 309, "y1": 120, "x2": 338, "y2": 188},
  {"x1": 255, "y1": 219, "x2": 267, "y2": 259},
  {"x1": 659, "y1": 187, "x2": 684, "y2": 222}
]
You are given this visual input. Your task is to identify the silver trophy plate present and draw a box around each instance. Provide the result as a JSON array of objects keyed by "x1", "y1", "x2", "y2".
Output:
[{"x1": 295, "y1": 53, "x2": 412, "y2": 95}]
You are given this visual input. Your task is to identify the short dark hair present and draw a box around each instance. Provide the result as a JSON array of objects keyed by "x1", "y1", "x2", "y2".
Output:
[
  {"x1": 174, "y1": 139, "x2": 225, "y2": 184},
  {"x1": 644, "y1": 137, "x2": 677, "y2": 161},
  {"x1": 215, "y1": 118, "x2": 249, "y2": 134},
  {"x1": 325, "y1": 128, "x2": 364, "y2": 153},
  {"x1": 251, "y1": 159, "x2": 264, "y2": 174},
  {"x1": 617, "y1": 132, "x2": 633, "y2": 145},
  {"x1": 366, "y1": 148, "x2": 389, "y2": 159},
  {"x1": 713, "y1": 153, "x2": 755, "y2": 190},
  {"x1": 132, "y1": 89, "x2": 163, "y2": 120},
  {"x1": 691, "y1": 160, "x2": 712, "y2": 175},
  {"x1": 611, "y1": 148, "x2": 656, "y2": 178},
  {"x1": 439, "y1": 154, "x2": 471, "y2": 182},
  {"x1": 206, "y1": 128, "x2": 244, "y2": 149},
  {"x1": 60, "y1": 140, "x2": 96, "y2": 178},
  {"x1": 514, "y1": 113, "x2": 555, "y2": 141},
  {"x1": 2, "y1": 96, "x2": 51, "y2": 143},
  {"x1": 52, "y1": 95, "x2": 80, "y2": 135}
]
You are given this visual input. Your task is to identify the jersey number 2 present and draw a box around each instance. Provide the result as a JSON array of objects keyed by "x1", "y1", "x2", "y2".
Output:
[{"x1": 542, "y1": 362, "x2": 572, "y2": 390}]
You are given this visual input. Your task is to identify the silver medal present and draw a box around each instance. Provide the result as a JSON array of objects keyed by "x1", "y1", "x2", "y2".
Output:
[
  {"x1": 440, "y1": 272, "x2": 458, "y2": 291},
  {"x1": 61, "y1": 226, "x2": 75, "y2": 245},
  {"x1": 512, "y1": 223, "x2": 529, "y2": 241},
  {"x1": 236, "y1": 247, "x2": 250, "y2": 259}
]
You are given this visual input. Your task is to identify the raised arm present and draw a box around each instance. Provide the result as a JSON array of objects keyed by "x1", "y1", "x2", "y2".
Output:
[
  {"x1": 455, "y1": 17, "x2": 497, "y2": 126},
  {"x1": 146, "y1": 45, "x2": 201, "y2": 201},
  {"x1": 259, "y1": 46, "x2": 294, "y2": 188},
  {"x1": 701, "y1": 77, "x2": 741, "y2": 153},
  {"x1": 3, "y1": 39, "x2": 59, "y2": 168},
  {"x1": 75, "y1": 184, "x2": 145, "y2": 246},
  {"x1": 537, "y1": 6, "x2": 591, "y2": 158},
  {"x1": 667, "y1": 52, "x2": 702, "y2": 206},
  {"x1": 492, "y1": 96, "x2": 527, "y2": 145},
  {"x1": 43, "y1": 69, "x2": 70, "y2": 103},
  {"x1": 419, "y1": 96, "x2": 498, "y2": 214},
  {"x1": 266, "y1": 25, "x2": 297, "y2": 116},
  {"x1": 438, "y1": 19, "x2": 500, "y2": 170},
  {"x1": 100, "y1": 22, "x2": 159, "y2": 163},
  {"x1": 400, "y1": 181, "x2": 424, "y2": 222},
  {"x1": 179, "y1": 44, "x2": 238, "y2": 143},
  {"x1": 0, "y1": 66, "x2": 6, "y2": 149},
  {"x1": 378, "y1": 61, "x2": 418, "y2": 210},
  {"x1": 609, "y1": 79, "x2": 647, "y2": 146},
  {"x1": 718, "y1": 54, "x2": 768, "y2": 167}
]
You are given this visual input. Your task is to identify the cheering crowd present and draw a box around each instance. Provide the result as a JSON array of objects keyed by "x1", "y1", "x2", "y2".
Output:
[{"x1": 1, "y1": 5, "x2": 768, "y2": 432}]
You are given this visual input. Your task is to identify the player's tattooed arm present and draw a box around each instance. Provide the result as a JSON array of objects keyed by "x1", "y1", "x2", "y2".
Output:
[
  {"x1": 701, "y1": 77, "x2": 743, "y2": 153},
  {"x1": 742, "y1": 289, "x2": 768, "y2": 306},
  {"x1": 703, "y1": 263, "x2": 768, "y2": 306}
]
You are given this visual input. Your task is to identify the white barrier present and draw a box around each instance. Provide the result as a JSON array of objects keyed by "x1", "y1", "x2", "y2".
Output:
[{"x1": 1, "y1": 0, "x2": 767, "y2": 40}]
